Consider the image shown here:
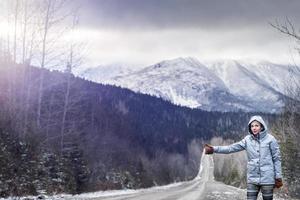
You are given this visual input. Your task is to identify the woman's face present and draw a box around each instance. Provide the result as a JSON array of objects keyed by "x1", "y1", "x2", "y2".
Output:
[{"x1": 251, "y1": 121, "x2": 262, "y2": 135}]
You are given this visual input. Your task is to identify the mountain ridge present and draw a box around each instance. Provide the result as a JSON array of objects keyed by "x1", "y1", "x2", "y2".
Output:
[{"x1": 78, "y1": 57, "x2": 298, "y2": 113}]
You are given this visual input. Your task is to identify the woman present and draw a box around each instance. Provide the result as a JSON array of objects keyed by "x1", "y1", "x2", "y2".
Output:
[{"x1": 204, "y1": 115, "x2": 283, "y2": 200}]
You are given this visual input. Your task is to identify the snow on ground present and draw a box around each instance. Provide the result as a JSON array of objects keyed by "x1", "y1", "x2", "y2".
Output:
[
  {"x1": 0, "y1": 181, "x2": 198, "y2": 200},
  {"x1": 0, "y1": 156, "x2": 205, "y2": 200},
  {"x1": 1, "y1": 154, "x2": 297, "y2": 200}
]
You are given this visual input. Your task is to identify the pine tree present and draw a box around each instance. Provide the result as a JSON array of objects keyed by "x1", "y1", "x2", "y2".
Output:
[
  {"x1": 61, "y1": 141, "x2": 89, "y2": 194},
  {"x1": 0, "y1": 130, "x2": 14, "y2": 197}
]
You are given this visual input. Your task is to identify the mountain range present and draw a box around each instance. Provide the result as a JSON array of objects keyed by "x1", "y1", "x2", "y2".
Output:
[{"x1": 78, "y1": 57, "x2": 299, "y2": 113}]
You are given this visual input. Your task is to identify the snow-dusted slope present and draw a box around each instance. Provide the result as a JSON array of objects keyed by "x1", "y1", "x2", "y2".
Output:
[
  {"x1": 240, "y1": 61, "x2": 299, "y2": 95},
  {"x1": 107, "y1": 57, "x2": 254, "y2": 111},
  {"x1": 205, "y1": 60, "x2": 286, "y2": 112},
  {"x1": 79, "y1": 64, "x2": 136, "y2": 83},
  {"x1": 79, "y1": 57, "x2": 298, "y2": 113}
]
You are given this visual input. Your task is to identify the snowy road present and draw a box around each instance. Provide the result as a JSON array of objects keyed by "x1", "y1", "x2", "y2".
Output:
[
  {"x1": 70, "y1": 154, "x2": 246, "y2": 200},
  {"x1": 13, "y1": 153, "x2": 287, "y2": 200}
]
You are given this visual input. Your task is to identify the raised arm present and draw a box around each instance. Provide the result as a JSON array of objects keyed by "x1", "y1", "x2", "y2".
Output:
[{"x1": 205, "y1": 138, "x2": 246, "y2": 154}]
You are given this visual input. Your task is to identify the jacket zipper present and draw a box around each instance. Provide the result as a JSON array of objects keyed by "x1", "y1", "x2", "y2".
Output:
[{"x1": 258, "y1": 138, "x2": 261, "y2": 183}]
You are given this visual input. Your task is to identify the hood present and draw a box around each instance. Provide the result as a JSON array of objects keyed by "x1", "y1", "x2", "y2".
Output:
[{"x1": 248, "y1": 115, "x2": 267, "y2": 135}]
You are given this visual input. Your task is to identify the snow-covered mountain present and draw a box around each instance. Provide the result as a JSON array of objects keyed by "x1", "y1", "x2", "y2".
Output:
[
  {"x1": 79, "y1": 57, "x2": 298, "y2": 112},
  {"x1": 239, "y1": 61, "x2": 299, "y2": 95},
  {"x1": 79, "y1": 64, "x2": 136, "y2": 83},
  {"x1": 107, "y1": 57, "x2": 255, "y2": 111},
  {"x1": 204, "y1": 60, "x2": 285, "y2": 112}
]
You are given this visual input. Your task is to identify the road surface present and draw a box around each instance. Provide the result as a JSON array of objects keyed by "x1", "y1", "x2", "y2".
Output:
[
  {"x1": 67, "y1": 153, "x2": 287, "y2": 200},
  {"x1": 83, "y1": 154, "x2": 246, "y2": 200}
]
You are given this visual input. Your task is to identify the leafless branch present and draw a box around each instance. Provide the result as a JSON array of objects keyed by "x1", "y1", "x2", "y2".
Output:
[{"x1": 270, "y1": 17, "x2": 300, "y2": 41}]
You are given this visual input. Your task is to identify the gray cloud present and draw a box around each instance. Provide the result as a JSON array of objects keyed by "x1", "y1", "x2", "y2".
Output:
[
  {"x1": 77, "y1": 0, "x2": 300, "y2": 30},
  {"x1": 71, "y1": 0, "x2": 300, "y2": 66}
]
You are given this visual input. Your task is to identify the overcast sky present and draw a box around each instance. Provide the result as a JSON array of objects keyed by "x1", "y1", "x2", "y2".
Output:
[{"x1": 72, "y1": 0, "x2": 300, "y2": 67}]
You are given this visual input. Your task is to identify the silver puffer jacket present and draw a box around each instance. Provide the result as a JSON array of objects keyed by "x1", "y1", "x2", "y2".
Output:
[{"x1": 213, "y1": 115, "x2": 282, "y2": 185}]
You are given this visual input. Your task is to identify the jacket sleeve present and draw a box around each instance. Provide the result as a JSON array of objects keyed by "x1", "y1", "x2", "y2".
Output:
[
  {"x1": 270, "y1": 138, "x2": 282, "y2": 179},
  {"x1": 213, "y1": 138, "x2": 246, "y2": 154}
]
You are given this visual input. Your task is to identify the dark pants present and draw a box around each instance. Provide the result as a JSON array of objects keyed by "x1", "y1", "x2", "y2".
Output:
[{"x1": 247, "y1": 184, "x2": 274, "y2": 200}]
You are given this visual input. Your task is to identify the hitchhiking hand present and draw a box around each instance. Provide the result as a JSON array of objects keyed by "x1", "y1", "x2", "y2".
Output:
[
  {"x1": 204, "y1": 144, "x2": 214, "y2": 154},
  {"x1": 275, "y1": 178, "x2": 283, "y2": 188}
]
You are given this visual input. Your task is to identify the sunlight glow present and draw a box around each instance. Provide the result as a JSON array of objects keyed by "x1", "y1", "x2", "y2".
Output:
[{"x1": 0, "y1": 18, "x2": 14, "y2": 39}]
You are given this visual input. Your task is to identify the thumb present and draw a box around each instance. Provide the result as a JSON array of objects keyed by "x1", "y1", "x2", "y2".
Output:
[{"x1": 205, "y1": 144, "x2": 213, "y2": 148}]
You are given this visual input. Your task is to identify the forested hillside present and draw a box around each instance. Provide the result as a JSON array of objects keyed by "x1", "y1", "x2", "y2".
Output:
[{"x1": 0, "y1": 61, "x2": 275, "y2": 197}]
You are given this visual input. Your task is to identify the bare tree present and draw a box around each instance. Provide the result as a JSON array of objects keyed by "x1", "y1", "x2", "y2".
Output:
[
  {"x1": 36, "y1": 0, "x2": 52, "y2": 128},
  {"x1": 59, "y1": 7, "x2": 88, "y2": 154},
  {"x1": 36, "y1": 0, "x2": 70, "y2": 128},
  {"x1": 0, "y1": 0, "x2": 19, "y2": 121},
  {"x1": 1, "y1": 0, "x2": 86, "y2": 143},
  {"x1": 60, "y1": 11, "x2": 79, "y2": 143},
  {"x1": 21, "y1": 0, "x2": 38, "y2": 136},
  {"x1": 270, "y1": 18, "x2": 300, "y2": 41},
  {"x1": 271, "y1": 18, "x2": 300, "y2": 198},
  {"x1": 270, "y1": 18, "x2": 300, "y2": 127},
  {"x1": 0, "y1": 0, "x2": 14, "y2": 63},
  {"x1": 13, "y1": 0, "x2": 20, "y2": 63},
  {"x1": 21, "y1": 0, "x2": 29, "y2": 63},
  {"x1": 0, "y1": 0, "x2": 8, "y2": 62}
]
